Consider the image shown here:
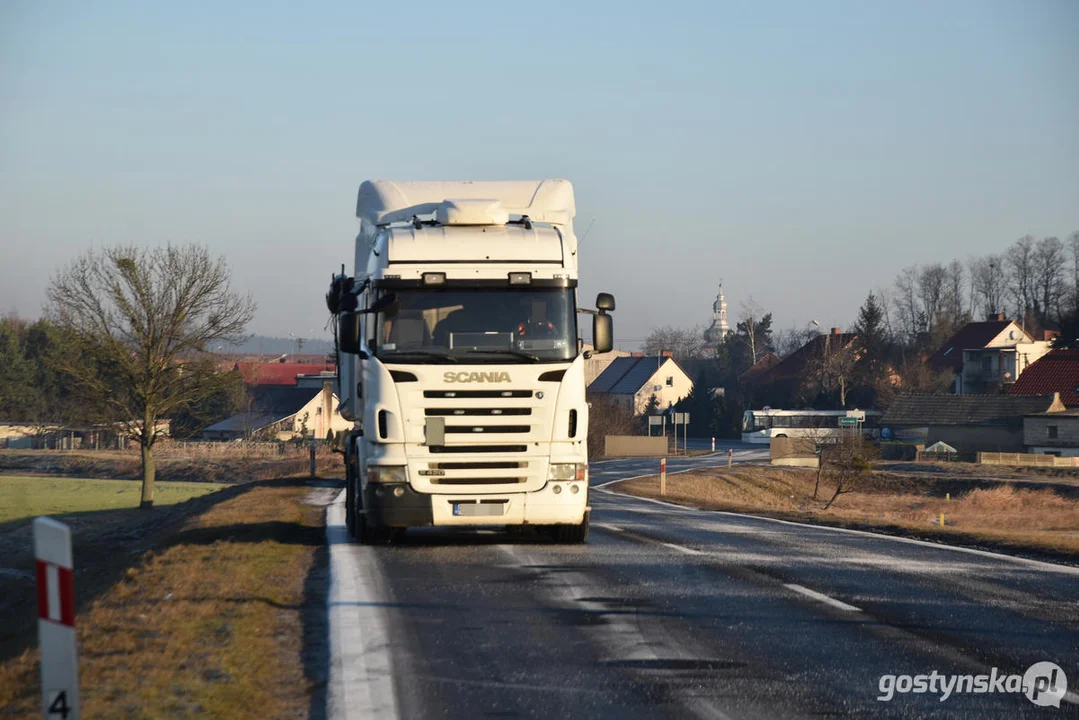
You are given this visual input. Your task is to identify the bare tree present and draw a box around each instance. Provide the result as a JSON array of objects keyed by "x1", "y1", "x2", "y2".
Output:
[
  {"x1": 47, "y1": 244, "x2": 256, "y2": 508},
  {"x1": 774, "y1": 325, "x2": 819, "y2": 358},
  {"x1": 876, "y1": 287, "x2": 896, "y2": 342},
  {"x1": 896, "y1": 356, "x2": 954, "y2": 394},
  {"x1": 917, "y1": 263, "x2": 947, "y2": 334},
  {"x1": 893, "y1": 266, "x2": 919, "y2": 344},
  {"x1": 801, "y1": 334, "x2": 858, "y2": 407},
  {"x1": 819, "y1": 434, "x2": 875, "y2": 510},
  {"x1": 944, "y1": 259, "x2": 967, "y2": 326},
  {"x1": 642, "y1": 325, "x2": 707, "y2": 364},
  {"x1": 1032, "y1": 236, "x2": 1066, "y2": 326},
  {"x1": 737, "y1": 299, "x2": 771, "y2": 365},
  {"x1": 1071, "y1": 231, "x2": 1079, "y2": 314},
  {"x1": 1007, "y1": 235, "x2": 1037, "y2": 324},
  {"x1": 971, "y1": 254, "x2": 1007, "y2": 318}
]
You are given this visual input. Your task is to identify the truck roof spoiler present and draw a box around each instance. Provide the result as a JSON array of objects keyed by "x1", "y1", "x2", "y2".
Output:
[{"x1": 356, "y1": 180, "x2": 576, "y2": 235}]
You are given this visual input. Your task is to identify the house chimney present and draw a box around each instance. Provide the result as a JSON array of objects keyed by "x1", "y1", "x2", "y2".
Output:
[
  {"x1": 830, "y1": 327, "x2": 841, "y2": 335},
  {"x1": 987, "y1": 312, "x2": 1005, "y2": 322},
  {"x1": 661, "y1": 350, "x2": 673, "y2": 358}
]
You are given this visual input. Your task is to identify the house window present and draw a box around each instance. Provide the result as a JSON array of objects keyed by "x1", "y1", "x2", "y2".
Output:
[
  {"x1": 653, "y1": 384, "x2": 662, "y2": 392},
  {"x1": 1047, "y1": 425, "x2": 1058, "y2": 439},
  {"x1": 666, "y1": 376, "x2": 674, "y2": 387}
]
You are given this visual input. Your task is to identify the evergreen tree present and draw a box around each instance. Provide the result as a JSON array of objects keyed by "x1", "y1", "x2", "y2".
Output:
[
  {"x1": 0, "y1": 318, "x2": 35, "y2": 418},
  {"x1": 851, "y1": 293, "x2": 889, "y2": 406}
]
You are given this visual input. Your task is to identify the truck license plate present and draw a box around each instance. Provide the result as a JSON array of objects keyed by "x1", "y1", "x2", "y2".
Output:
[{"x1": 453, "y1": 502, "x2": 505, "y2": 517}]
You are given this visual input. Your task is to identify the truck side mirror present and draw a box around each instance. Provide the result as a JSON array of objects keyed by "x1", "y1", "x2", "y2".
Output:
[
  {"x1": 339, "y1": 312, "x2": 362, "y2": 355},
  {"x1": 596, "y1": 293, "x2": 616, "y2": 312},
  {"x1": 593, "y1": 313, "x2": 613, "y2": 353}
]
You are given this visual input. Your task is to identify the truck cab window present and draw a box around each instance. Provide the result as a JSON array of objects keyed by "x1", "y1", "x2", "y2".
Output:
[{"x1": 376, "y1": 287, "x2": 576, "y2": 363}]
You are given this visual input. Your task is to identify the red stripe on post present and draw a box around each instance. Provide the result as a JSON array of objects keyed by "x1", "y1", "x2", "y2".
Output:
[
  {"x1": 58, "y1": 566, "x2": 75, "y2": 627},
  {"x1": 36, "y1": 560, "x2": 49, "y2": 621}
]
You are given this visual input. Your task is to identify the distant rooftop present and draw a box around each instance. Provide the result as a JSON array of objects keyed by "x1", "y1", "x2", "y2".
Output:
[{"x1": 1009, "y1": 349, "x2": 1079, "y2": 406}]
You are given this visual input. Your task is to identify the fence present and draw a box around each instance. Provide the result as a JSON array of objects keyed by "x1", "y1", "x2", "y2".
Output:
[{"x1": 977, "y1": 452, "x2": 1079, "y2": 468}]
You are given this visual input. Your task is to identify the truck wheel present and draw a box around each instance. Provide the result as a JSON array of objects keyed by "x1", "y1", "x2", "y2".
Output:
[
  {"x1": 345, "y1": 471, "x2": 357, "y2": 539},
  {"x1": 552, "y1": 512, "x2": 589, "y2": 544},
  {"x1": 360, "y1": 520, "x2": 394, "y2": 546}
]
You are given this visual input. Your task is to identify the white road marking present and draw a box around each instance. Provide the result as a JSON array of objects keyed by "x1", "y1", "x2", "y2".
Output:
[
  {"x1": 327, "y1": 490, "x2": 400, "y2": 720},
  {"x1": 594, "y1": 522, "x2": 624, "y2": 533},
  {"x1": 661, "y1": 541, "x2": 703, "y2": 556},
  {"x1": 784, "y1": 583, "x2": 862, "y2": 613},
  {"x1": 596, "y1": 488, "x2": 1079, "y2": 576},
  {"x1": 497, "y1": 545, "x2": 734, "y2": 720}
]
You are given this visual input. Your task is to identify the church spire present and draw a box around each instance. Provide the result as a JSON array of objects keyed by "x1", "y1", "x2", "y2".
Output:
[{"x1": 704, "y1": 281, "x2": 730, "y2": 347}]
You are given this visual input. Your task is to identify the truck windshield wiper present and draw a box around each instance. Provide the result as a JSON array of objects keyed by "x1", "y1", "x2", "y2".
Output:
[
  {"x1": 463, "y1": 349, "x2": 542, "y2": 362},
  {"x1": 378, "y1": 349, "x2": 459, "y2": 363}
]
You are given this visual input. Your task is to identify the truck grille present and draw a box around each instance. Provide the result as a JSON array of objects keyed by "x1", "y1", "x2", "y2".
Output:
[
  {"x1": 430, "y1": 477, "x2": 526, "y2": 486},
  {"x1": 444, "y1": 425, "x2": 530, "y2": 434},
  {"x1": 433, "y1": 461, "x2": 526, "y2": 470},
  {"x1": 427, "y1": 444, "x2": 528, "y2": 454},
  {"x1": 424, "y1": 390, "x2": 533, "y2": 399},
  {"x1": 405, "y1": 384, "x2": 549, "y2": 493},
  {"x1": 425, "y1": 408, "x2": 531, "y2": 416}
]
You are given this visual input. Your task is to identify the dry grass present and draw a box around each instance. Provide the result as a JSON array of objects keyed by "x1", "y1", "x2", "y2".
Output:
[
  {"x1": 0, "y1": 481, "x2": 324, "y2": 718},
  {"x1": 0, "y1": 449, "x2": 343, "y2": 485},
  {"x1": 618, "y1": 466, "x2": 1079, "y2": 557}
]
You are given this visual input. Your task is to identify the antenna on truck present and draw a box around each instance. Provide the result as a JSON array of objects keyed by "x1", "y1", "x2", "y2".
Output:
[{"x1": 580, "y1": 217, "x2": 596, "y2": 242}]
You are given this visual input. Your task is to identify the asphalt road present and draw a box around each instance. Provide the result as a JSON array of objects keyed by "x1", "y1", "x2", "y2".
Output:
[
  {"x1": 589, "y1": 444, "x2": 770, "y2": 487},
  {"x1": 326, "y1": 455, "x2": 1079, "y2": 719}
]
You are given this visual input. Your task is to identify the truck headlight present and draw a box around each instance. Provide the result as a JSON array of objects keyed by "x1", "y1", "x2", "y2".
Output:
[
  {"x1": 549, "y1": 464, "x2": 586, "y2": 482},
  {"x1": 368, "y1": 466, "x2": 407, "y2": 484}
]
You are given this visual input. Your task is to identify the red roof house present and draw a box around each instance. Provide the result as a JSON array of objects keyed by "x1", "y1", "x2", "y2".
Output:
[
  {"x1": 1009, "y1": 349, "x2": 1079, "y2": 406},
  {"x1": 235, "y1": 361, "x2": 335, "y2": 386}
]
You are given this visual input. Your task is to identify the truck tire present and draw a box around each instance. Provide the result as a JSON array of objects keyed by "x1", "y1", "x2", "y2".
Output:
[
  {"x1": 359, "y1": 518, "x2": 394, "y2": 546},
  {"x1": 345, "y1": 469, "x2": 357, "y2": 539},
  {"x1": 551, "y1": 511, "x2": 589, "y2": 544}
]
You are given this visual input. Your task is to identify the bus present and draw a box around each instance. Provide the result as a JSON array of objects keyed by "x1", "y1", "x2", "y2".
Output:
[{"x1": 741, "y1": 408, "x2": 882, "y2": 445}]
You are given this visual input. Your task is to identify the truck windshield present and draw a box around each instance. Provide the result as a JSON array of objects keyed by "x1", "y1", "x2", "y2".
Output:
[{"x1": 375, "y1": 287, "x2": 576, "y2": 363}]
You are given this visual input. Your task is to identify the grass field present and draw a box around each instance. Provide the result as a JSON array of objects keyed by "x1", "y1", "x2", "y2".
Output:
[
  {"x1": 0, "y1": 475, "x2": 229, "y2": 525},
  {"x1": 615, "y1": 465, "x2": 1079, "y2": 557},
  {"x1": 0, "y1": 479, "x2": 325, "y2": 717}
]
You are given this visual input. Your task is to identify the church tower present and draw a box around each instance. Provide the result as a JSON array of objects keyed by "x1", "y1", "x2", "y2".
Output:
[{"x1": 703, "y1": 282, "x2": 730, "y2": 348}]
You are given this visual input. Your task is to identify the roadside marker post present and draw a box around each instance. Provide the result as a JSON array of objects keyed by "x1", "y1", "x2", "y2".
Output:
[
  {"x1": 660, "y1": 457, "x2": 667, "y2": 496},
  {"x1": 728, "y1": 448, "x2": 733, "y2": 467},
  {"x1": 711, "y1": 437, "x2": 715, "y2": 453},
  {"x1": 34, "y1": 517, "x2": 79, "y2": 720}
]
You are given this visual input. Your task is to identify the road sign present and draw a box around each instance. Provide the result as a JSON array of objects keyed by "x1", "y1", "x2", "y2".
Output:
[
  {"x1": 674, "y1": 413, "x2": 689, "y2": 424},
  {"x1": 839, "y1": 417, "x2": 859, "y2": 427},
  {"x1": 35, "y1": 517, "x2": 79, "y2": 720}
]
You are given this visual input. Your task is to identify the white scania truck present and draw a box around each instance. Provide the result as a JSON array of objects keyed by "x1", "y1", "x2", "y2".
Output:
[{"x1": 325, "y1": 180, "x2": 614, "y2": 544}]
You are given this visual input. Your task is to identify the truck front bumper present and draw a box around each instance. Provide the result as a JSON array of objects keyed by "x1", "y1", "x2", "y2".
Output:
[{"x1": 363, "y1": 480, "x2": 588, "y2": 528}]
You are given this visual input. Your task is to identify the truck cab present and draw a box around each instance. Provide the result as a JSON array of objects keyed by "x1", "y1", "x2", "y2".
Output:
[{"x1": 328, "y1": 180, "x2": 614, "y2": 544}]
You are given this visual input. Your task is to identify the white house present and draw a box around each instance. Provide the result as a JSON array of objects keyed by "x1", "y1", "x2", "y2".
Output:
[
  {"x1": 203, "y1": 383, "x2": 352, "y2": 441},
  {"x1": 930, "y1": 315, "x2": 1053, "y2": 394},
  {"x1": 588, "y1": 354, "x2": 694, "y2": 415}
]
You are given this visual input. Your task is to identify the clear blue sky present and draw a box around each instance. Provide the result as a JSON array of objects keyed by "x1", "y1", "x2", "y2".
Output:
[{"x1": 2, "y1": 0, "x2": 1076, "y2": 347}]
